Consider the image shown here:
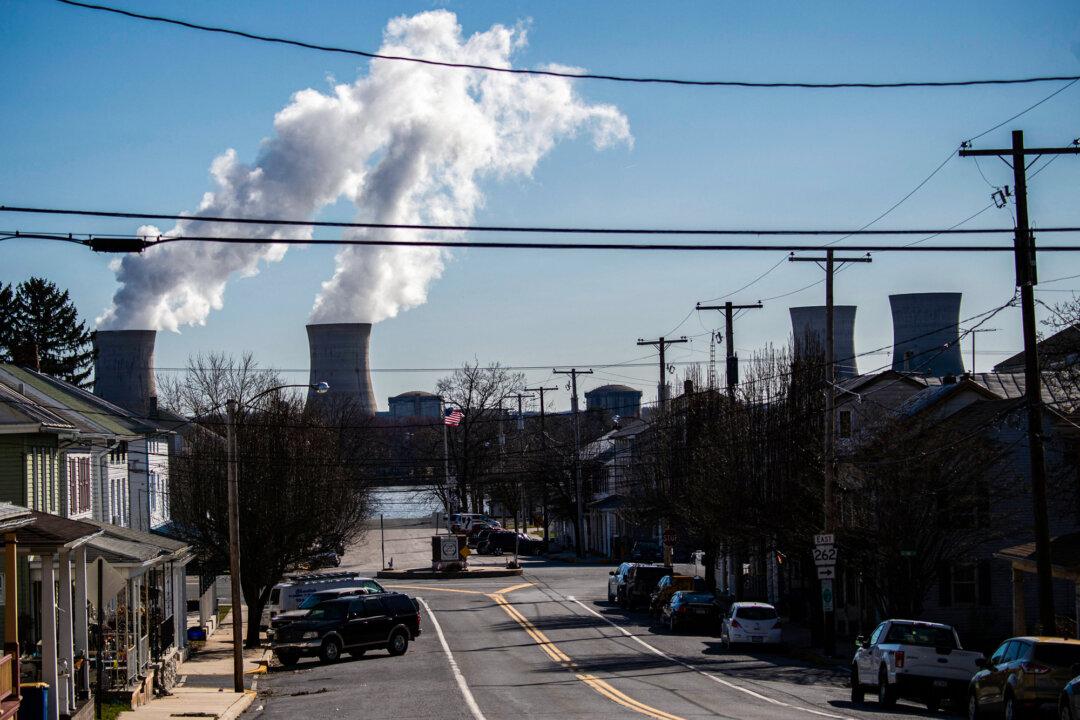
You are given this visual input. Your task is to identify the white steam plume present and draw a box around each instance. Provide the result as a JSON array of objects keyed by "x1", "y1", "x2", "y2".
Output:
[{"x1": 97, "y1": 10, "x2": 630, "y2": 331}]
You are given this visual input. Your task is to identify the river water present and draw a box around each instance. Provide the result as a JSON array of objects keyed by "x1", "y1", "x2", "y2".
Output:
[{"x1": 372, "y1": 485, "x2": 443, "y2": 519}]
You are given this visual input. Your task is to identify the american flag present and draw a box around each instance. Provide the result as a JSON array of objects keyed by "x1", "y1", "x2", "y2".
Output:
[{"x1": 444, "y1": 408, "x2": 464, "y2": 426}]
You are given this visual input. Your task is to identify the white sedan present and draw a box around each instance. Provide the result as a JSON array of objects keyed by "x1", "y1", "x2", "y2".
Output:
[{"x1": 721, "y1": 602, "x2": 783, "y2": 647}]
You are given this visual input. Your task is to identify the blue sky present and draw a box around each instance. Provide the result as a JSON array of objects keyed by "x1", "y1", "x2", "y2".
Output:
[{"x1": 2, "y1": 0, "x2": 1079, "y2": 411}]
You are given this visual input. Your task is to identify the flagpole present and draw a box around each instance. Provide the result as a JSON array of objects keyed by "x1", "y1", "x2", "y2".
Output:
[{"x1": 442, "y1": 400, "x2": 452, "y2": 515}]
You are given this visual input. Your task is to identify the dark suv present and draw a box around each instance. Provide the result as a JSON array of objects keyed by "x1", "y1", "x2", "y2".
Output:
[
  {"x1": 272, "y1": 592, "x2": 421, "y2": 666},
  {"x1": 624, "y1": 564, "x2": 670, "y2": 609}
]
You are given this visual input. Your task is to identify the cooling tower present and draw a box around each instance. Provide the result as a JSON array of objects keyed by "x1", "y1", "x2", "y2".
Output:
[
  {"x1": 93, "y1": 329, "x2": 158, "y2": 417},
  {"x1": 890, "y1": 292, "x2": 964, "y2": 377},
  {"x1": 790, "y1": 306, "x2": 858, "y2": 379},
  {"x1": 306, "y1": 323, "x2": 377, "y2": 415}
]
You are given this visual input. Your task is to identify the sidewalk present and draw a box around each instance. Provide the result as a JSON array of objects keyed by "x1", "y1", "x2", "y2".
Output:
[{"x1": 117, "y1": 609, "x2": 266, "y2": 720}]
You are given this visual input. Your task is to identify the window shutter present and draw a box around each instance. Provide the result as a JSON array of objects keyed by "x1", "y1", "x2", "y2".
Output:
[
  {"x1": 938, "y1": 563, "x2": 953, "y2": 607},
  {"x1": 977, "y1": 559, "x2": 993, "y2": 606}
]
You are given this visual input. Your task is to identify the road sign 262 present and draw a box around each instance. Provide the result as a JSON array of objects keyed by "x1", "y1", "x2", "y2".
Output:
[{"x1": 812, "y1": 545, "x2": 837, "y2": 565}]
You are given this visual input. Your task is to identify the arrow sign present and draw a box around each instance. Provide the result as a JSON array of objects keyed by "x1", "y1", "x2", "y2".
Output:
[{"x1": 817, "y1": 566, "x2": 835, "y2": 579}]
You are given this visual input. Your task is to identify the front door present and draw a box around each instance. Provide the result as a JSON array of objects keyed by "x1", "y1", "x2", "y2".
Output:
[{"x1": 342, "y1": 598, "x2": 369, "y2": 648}]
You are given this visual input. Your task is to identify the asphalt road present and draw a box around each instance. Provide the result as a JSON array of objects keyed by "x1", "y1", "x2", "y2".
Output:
[{"x1": 246, "y1": 552, "x2": 957, "y2": 720}]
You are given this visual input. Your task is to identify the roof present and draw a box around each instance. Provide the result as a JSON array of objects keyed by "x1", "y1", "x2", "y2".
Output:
[
  {"x1": 996, "y1": 531, "x2": 1080, "y2": 573},
  {"x1": 996, "y1": 325, "x2": 1080, "y2": 372},
  {"x1": 899, "y1": 378, "x2": 1000, "y2": 417},
  {"x1": 610, "y1": 418, "x2": 649, "y2": 439},
  {"x1": 837, "y1": 369, "x2": 939, "y2": 395},
  {"x1": 389, "y1": 391, "x2": 439, "y2": 399},
  {"x1": 13, "y1": 511, "x2": 102, "y2": 549},
  {"x1": 588, "y1": 494, "x2": 626, "y2": 511},
  {"x1": 586, "y1": 384, "x2": 642, "y2": 395},
  {"x1": 0, "y1": 380, "x2": 75, "y2": 433},
  {"x1": 0, "y1": 365, "x2": 141, "y2": 439},
  {"x1": 82, "y1": 518, "x2": 189, "y2": 553}
]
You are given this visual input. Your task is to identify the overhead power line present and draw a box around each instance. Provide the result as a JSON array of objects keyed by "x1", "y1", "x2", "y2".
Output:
[{"x1": 54, "y1": 0, "x2": 1080, "y2": 91}]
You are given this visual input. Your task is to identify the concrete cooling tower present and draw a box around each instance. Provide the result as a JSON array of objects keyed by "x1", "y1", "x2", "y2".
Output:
[
  {"x1": 306, "y1": 323, "x2": 377, "y2": 416},
  {"x1": 790, "y1": 306, "x2": 858, "y2": 379},
  {"x1": 890, "y1": 292, "x2": 964, "y2": 377},
  {"x1": 93, "y1": 329, "x2": 158, "y2": 417}
]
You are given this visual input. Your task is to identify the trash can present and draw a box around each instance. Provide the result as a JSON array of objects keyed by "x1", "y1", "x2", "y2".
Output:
[
  {"x1": 20, "y1": 681, "x2": 49, "y2": 720},
  {"x1": 187, "y1": 626, "x2": 207, "y2": 642}
]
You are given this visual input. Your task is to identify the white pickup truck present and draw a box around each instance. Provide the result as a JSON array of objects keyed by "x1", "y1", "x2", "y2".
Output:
[{"x1": 852, "y1": 619, "x2": 985, "y2": 711}]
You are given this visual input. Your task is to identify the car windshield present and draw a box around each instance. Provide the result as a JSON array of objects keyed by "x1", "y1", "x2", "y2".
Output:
[
  {"x1": 736, "y1": 606, "x2": 777, "y2": 620},
  {"x1": 300, "y1": 592, "x2": 354, "y2": 609},
  {"x1": 304, "y1": 603, "x2": 347, "y2": 621},
  {"x1": 680, "y1": 593, "x2": 715, "y2": 604},
  {"x1": 635, "y1": 568, "x2": 668, "y2": 583},
  {"x1": 1033, "y1": 644, "x2": 1080, "y2": 666},
  {"x1": 883, "y1": 623, "x2": 957, "y2": 648}
]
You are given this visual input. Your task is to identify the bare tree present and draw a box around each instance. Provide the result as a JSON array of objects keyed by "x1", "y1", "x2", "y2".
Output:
[{"x1": 164, "y1": 354, "x2": 375, "y2": 646}]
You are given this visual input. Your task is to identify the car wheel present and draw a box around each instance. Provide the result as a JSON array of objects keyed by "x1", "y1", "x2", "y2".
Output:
[
  {"x1": 968, "y1": 693, "x2": 980, "y2": 720},
  {"x1": 387, "y1": 630, "x2": 409, "y2": 656},
  {"x1": 668, "y1": 616, "x2": 677, "y2": 633},
  {"x1": 276, "y1": 651, "x2": 299, "y2": 668},
  {"x1": 608, "y1": 588, "x2": 614, "y2": 603},
  {"x1": 348, "y1": 649, "x2": 366, "y2": 659},
  {"x1": 850, "y1": 666, "x2": 865, "y2": 704},
  {"x1": 1004, "y1": 693, "x2": 1022, "y2": 720},
  {"x1": 877, "y1": 667, "x2": 897, "y2": 707},
  {"x1": 1061, "y1": 702, "x2": 1074, "y2": 720},
  {"x1": 319, "y1": 637, "x2": 342, "y2": 663}
]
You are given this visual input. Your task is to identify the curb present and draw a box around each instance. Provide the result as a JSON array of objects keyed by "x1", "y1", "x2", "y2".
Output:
[
  {"x1": 218, "y1": 690, "x2": 257, "y2": 720},
  {"x1": 376, "y1": 567, "x2": 524, "y2": 579}
]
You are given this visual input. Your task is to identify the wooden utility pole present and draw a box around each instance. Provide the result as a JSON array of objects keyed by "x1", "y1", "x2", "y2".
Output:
[
  {"x1": 506, "y1": 392, "x2": 535, "y2": 532},
  {"x1": 961, "y1": 130, "x2": 1080, "y2": 634},
  {"x1": 696, "y1": 301, "x2": 763, "y2": 398},
  {"x1": 524, "y1": 385, "x2": 558, "y2": 551},
  {"x1": 554, "y1": 368, "x2": 592, "y2": 558},
  {"x1": 789, "y1": 248, "x2": 871, "y2": 656},
  {"x1": 636, "y1": 336, "x2": 688, "y2": 408},
  {"x1": 225, "y1": 399, "x2": 244, "y2": 693}
]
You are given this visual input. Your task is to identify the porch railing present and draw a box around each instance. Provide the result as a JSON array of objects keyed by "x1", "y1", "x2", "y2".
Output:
[{"x1": 0, "y1": 652, "x2": 18, "y2": 716}]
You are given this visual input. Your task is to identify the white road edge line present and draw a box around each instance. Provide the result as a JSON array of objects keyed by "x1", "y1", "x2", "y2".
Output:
[
  {"x1": 417, "y1": 597, "x2": 488, "y2": 720},
  {"x1": 565, "y1": 595, "x2": 854, "y2": 720}
]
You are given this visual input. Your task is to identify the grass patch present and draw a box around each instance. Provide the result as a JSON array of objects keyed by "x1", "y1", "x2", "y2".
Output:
[
  {"x1": 217, "y1": 605, "x2": 231, "y2": 624},
  {"x1": 99, "y1": 701, "x2": 131, "y2": 720}
]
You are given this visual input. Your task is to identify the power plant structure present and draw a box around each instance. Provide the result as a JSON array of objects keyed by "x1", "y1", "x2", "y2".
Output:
[
  {"x1": 306, "y1": 323, "x2": 377, "y2": 416},
  {"x1": 585, "y1": 384, "x2": 643, "y2": 418},
  {"x1": 789, "y1": 306, "x2": 858, "y2": 379},
  {"x1": 889, "y1": 292, "x2": 964, "y2": 377},
  {"x1": 92, "y1": 329, "x2": 159, "y2": 417}
]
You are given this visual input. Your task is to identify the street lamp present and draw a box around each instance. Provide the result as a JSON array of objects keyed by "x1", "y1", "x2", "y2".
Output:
[{"x1": 225, "y1": 381, "x2": 328, "y2": 692}]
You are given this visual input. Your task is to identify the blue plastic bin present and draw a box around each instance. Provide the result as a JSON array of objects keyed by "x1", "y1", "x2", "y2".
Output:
[{"x1": 19, "y1": 682, "x2": 49, "y2": 720}]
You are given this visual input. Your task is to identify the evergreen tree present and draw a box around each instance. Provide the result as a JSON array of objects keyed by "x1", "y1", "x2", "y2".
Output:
[{"x1": 2, "y1": 277, "x2": 94, "y2": 386}]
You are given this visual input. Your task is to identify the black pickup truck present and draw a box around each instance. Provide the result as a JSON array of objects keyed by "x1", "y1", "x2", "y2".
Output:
[{"x1": 272, "y1": 592, "x2": 421, "y2": 666}]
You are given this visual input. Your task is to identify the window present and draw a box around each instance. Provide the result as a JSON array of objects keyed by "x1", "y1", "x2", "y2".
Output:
[
  {"x1": 838, "y1": 410, "x2": 852, "y2": 439},
  {"x1": 1002, "y1": 641, "x2": 1024, "y2": 663},
  {"x1": 990, "y1": 641, "x2": 1013, "y2": 665},
  {"x1": 363, "y1": 597, "x2": 386, "y2": 616},
  {"x1": 869, "y1": 623, "x2": 886, "y2": 645},
  {"x1": 952, "y1": 563, "x2": 978, "y2": 604}
]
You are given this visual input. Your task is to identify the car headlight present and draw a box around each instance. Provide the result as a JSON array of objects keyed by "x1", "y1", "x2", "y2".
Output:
[{"x1": 301, "y1": 631, "x2": 319, "y2": 640}]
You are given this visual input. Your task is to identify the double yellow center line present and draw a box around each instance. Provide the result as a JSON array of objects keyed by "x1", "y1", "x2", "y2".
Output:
[{"x1": 487, "y1": 584, "x2": 686, "y2": 720}]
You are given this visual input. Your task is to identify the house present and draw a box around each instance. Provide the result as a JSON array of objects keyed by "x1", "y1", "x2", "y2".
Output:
[{"x1": 0, "y1": 365, "x2": 178, "y2": 531}]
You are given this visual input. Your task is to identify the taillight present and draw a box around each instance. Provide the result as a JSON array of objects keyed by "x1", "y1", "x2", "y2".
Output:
[
  {"x1": 895, "y1": 651, "x2": 905, "y2": 668},
  {"x1": 678, "y1": 606, "x2": 688, "y2": 614},
  {"x1": 731, "y1": 620, "x2": 742, "y2": 629},
  {"x1": 1020, "y1": 662, "x2": 1051, "y2": 674}
]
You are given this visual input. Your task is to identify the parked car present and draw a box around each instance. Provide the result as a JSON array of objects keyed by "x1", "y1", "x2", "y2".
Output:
[
  {"x1": 265, "y1": 571, "x2": 377, "y2": 626},
  {"x1": 662, "y1": 591, "x2": 720, "y2": 632},
  {"x1": 448, "y1": 513, "x2": 497, "y2": 534},
  {"x1": 466, "y1": 520, "x2": 502, "y2": 547},
  {"x1": 268, "y1": 585, "x2": 383, "y2": 638},
  {"x1": 624, "y1": 564, "x2": 670, "y2": 609},
  {"x1": 851, "y1": 619, "x2": 982, "y2": 711},
  {"x1": 630, "y1": 541, "x2": 662, "y2": 563},
  {"x1": 1057, "y1": 659, "x2": 1080, "y2": 720},
  {"x1": 721, "y1": 602, "x2": 783, "y2": 648},
  {"x1": 272, "y1": 592, "x2": 421, "y2": 667},
  {"x1": 608, "y1": 563, "x2": 632, "y2": 604},
  {"x1": 969, "y1": 636, "x2": 1080, "y2": 720},
  {"x1": 477, "y1": 530, "x2": 542, "y2": 555},
  {"x1": 650, "y1": 574, "x2": 695, "y2": 617}
]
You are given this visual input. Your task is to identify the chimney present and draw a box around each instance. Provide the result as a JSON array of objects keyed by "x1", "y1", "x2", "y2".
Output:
[
  {"x1": 12, "y1": 342, "x2": 40, "y2": 372},
  {"x1": 789, "y1": 306, "x2": 858, "y2": 379},
  {"x1": 889, "y1": 293, "x2": 964, "y2": 377},
  {"x1": 306, "y1": 323, "x2": 377, "y2": 416},
  {"x1": 93, "y1": 330, "x2": 158, "y2": 417}
]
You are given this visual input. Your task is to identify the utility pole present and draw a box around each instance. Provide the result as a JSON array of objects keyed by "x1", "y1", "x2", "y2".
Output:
[
  {"x1": 969, "y1": 327, "x2": 998, "y2": 374},
  {"x1": 225, "y1": 399, "x2": 244, "y2": 693},
  {"x1": 961, "y1": 130, "x2": 1080, "y2": 635},
  {"x1": 554, "y1": 368, "x2": 592, "y2": 558},
  {"x1": 506, "y1": 392, "x2": 535, "y2": 532},
  {"x1": 636, "y1": 336, "x2": 688, "y2": 408},
  {"x1": 696, "y1": 301, "x2": 764, "y2": 398},
  {"x1": 789, "y1": 248, "x2": 871, "y2": 657},
  {"x1": 524, "y1": 385, "x2": 558, "y2": 551}
]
